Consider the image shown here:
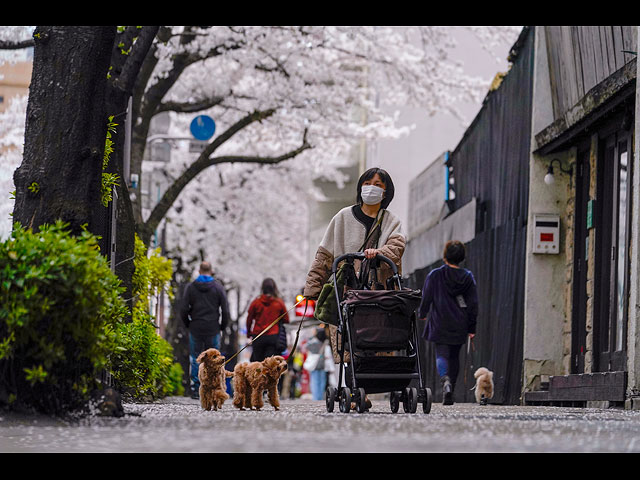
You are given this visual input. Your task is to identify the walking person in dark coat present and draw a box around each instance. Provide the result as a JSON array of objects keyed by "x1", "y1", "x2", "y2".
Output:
[
  {"x1": 180, "y1": 261, "x2": 231, "y2": 399},
  {"x1": 418, "y1": 241, "x2": 478, "y2": 405}
]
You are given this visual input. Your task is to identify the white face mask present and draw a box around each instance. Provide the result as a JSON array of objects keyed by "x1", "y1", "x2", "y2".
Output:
[{"x1": 361, "y1": 185, "x2": 385, "y2": 205}]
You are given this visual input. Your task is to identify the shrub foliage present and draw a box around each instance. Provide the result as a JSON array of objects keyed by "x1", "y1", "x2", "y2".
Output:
[
  {"x1": 109, "y1": 235, "x2": 183, "y2": 400},
  {"x1": 0, "y1": 221, "x2": 127, "y2": 414},
  {"x1": 0, "y1": 223, "x2": 183, "y2": 414}
]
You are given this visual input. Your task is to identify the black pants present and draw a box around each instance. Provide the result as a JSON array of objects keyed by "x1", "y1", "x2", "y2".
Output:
[{"x1": 250, "y1": 333, "x2": 279, "y2": 362}]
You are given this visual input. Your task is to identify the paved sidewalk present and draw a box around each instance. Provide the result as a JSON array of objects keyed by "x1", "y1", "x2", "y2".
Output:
[{"x1": 2, "y1": 397, "x2": 640, "y2": 452}]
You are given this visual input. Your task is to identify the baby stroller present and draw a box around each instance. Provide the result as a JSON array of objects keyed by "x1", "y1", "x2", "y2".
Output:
[{"x1": 324, "y1": 252, "x2": 432, "y2": 414}]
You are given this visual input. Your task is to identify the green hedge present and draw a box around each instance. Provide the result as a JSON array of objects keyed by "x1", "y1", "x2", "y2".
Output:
[
  {"x1": 0, "y1": 221, "x2": 127, "y2": 414},
  {"x1": 0, "y1": 223, "x2": 183, "y2": 414},
  {"x1": 108, "y1": 235, "x2": 184, "y2": 400}
]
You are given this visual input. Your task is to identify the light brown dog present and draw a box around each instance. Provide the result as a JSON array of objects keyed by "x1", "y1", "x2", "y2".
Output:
[
  {"x1": 474, "y1": 367, "x2": 494, "y2": 405},
  {"x1": 232, "y1": 355, "x2": 288, "y2": 411},
  {"x1": 197, "y1": 348, "x2": 231, "y2": 411}
]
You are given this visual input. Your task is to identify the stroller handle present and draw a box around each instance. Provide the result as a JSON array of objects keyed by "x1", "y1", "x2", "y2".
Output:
[{"x1": 332, "y1": 252, "x2": 398, "y2": 275}]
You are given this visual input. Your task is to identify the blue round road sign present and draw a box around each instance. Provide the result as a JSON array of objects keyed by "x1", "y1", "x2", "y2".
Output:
[{"x1": 190, "y1": 115, "x2": 216, "y2": 141}]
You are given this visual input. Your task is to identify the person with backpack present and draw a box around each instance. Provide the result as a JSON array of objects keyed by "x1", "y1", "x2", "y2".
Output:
[
  {"x1": 246, "y1": 278, "x2": 289, "y2": 362},
  {"x1": 418, "y1": 240, "x2": 478, "y2": 406},
  {"x1": 180, "y1": 261, "x2": 231, "y2": 399}
]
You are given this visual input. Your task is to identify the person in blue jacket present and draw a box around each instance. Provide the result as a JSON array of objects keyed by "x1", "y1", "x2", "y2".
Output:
[
  {"x1": 418, "y1": 240, "x2": 478, "y2": 405},
  {"x1": 180, "y1": 261, "x2": 230, "y2": 399}
]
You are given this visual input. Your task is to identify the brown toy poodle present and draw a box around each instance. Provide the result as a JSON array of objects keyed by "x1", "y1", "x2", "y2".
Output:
[
  {"x1": 196, "y1": 348, "x2": 231, "y2": 411},
  {"x1": 232, "y1": 355, "x2": 288, "y2": 411}
]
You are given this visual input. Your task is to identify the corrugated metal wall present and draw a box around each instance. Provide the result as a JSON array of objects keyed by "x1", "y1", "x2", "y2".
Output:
[{"x1": 407, "y1": 27, "x2": 534, "y2": 404}]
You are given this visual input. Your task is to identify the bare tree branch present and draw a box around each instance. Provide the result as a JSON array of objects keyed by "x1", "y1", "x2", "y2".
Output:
[
  {"x1": 113, "y1": 26, "x2": 160, "y2": 95},
  {"x1": 139, "y1": 28, "x2": 245, "y2": 123},
  {"x1": 0, "y1": 39, "x2": 34, "y2": 50},
  {"x1": 202, "y1": 108, "x2": 276, "y2": 157},
  {"x1": 130, "y1": 27, "x2": 245, "y2": 199},
  {"x1": 157, "y1": 95, "x2": 226, "y2": 114},
  {"x1": 208, "y1": 132, "x2": 311, "y2": 166},
  {"x1": 140, "y1": 117, "x2": 311, "y2": 244}
]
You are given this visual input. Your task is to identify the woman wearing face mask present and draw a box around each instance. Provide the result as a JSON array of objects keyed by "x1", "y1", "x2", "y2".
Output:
[
  {"x1": 304, "y1": 166, "x2": 405, "y2": 299},
  {"x1": 304, "y1": 168, "x2": 405, "y2": 371}
]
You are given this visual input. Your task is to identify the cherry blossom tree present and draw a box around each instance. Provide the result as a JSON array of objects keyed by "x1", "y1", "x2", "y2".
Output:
[
  {"x1": 1, "y1": 26, "x2": 522, "y2": 357},
  {"x1": 1, "y1": 26, "x2": 159, "y2": 301},
  {"x1": 132, "y1": 27, "x2": 522, "y2": 364},
  {"x1": 0, "y1": 95, "x2": 27, "y2": 240},
  {"x1": 132, "y1": 26, "x2": 520, "y2": 282},
  {"x1": 130, "y1": 26, "x2": 521, "y2": 241}
]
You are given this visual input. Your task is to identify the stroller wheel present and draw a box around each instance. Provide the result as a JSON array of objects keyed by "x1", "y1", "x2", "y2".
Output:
[
  {"x1": 339, "y1": 387, "x2": 352, "y2": 413},
  {"x1": 422, "y1": 388, "x2": 432, "y2": 414},
  {"x1": 403, "y1": 387, "x2": 418, "y2": 413},
  {"x1": 390, "y1": 391, "x2": 400, "y2": 413},
  {"x1": 325, "y1": 387, "x2": 337, "y2": 412},
  {"x1": 355, "y1": 388, "x2": 367, "y2": 414}
]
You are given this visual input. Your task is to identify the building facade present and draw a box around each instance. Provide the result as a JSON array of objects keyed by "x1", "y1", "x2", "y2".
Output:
[{"x1": 524, "y1": 26, "x2": 639, "y2": 407}]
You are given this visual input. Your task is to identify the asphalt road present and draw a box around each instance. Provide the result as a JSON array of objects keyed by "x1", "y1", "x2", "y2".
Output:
[{"x1": 2, "y1": 396, "x2": 640, "y2": 453}]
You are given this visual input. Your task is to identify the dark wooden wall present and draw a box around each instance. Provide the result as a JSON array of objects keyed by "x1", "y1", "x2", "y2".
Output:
[
  {"x1": 407, "y1": 26, "x2": 534, "y2": 405},
  {"x1": 545, "y1": 26, "x2": 637, "y2": 121}
]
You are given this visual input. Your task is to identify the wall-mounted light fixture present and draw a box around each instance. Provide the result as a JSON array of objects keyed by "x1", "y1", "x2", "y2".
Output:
[{"x1": 544, "y1": 158, "x2": 573, "y2": 186}]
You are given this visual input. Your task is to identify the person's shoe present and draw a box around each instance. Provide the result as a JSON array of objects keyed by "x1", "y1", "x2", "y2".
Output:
[
  {"x1": 480, "y1": 394, "x2": 488, "y2": 406},
  {"x1": 441, "y1": 376, "x2": 453, "y2": 405},
  {"x1": 190, "y1": 389, "x2": 199, "y2": 400}
]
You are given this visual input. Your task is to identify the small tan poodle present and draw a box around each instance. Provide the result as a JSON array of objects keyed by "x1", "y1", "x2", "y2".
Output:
[
  {"x1": 196, "y1": 348, "x2": 231, "y2": 411},
  {"x1": 474, "y1": 367, "x2": 494, "y2": 405},
  {"x1": 232, "y1": 355, "x2": 288, "y2": 411}
]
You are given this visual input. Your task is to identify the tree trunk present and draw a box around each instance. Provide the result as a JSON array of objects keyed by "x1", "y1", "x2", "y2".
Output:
[
  {"x1": 12, "y1": 26, "x2": 117, "y2": 236},
  {"x1": 104, "y1": 26, "x2": 159, "y2": 310}
]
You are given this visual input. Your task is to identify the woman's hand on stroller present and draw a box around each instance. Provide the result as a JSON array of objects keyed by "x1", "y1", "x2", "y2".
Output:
[{"x1": 364, "y1": 248, "x2": 379, "y2": 259}]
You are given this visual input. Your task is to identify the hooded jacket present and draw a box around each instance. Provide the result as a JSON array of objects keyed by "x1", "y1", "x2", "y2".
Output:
[
  {"x1": 246, "y1": 294, "x2": 289, "y2": 337},
  {"x1": 180, "y1": 276, "x2": 230, "y2": 337},
  {"x1": 418, "y1": 264, "x2": 478, "y2": 345}
]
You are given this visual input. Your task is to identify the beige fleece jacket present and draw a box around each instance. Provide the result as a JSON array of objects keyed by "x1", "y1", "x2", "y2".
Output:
[{"x1": 303, "y1": 205, "x2": 406, "y2": 299}]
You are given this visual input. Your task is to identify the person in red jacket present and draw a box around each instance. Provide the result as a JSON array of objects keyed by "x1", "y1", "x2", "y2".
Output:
[{"x1": 247, "y1": 278, "x2": 289, "y2": 362}]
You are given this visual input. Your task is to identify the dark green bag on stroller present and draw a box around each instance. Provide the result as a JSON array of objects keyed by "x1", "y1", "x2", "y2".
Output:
[
  {"x1": 314, "y1": 209, "x2": 386, "y2": 327},
  {"x1": 314, "y1": 262, "x2": 357, "y2": 326}
]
